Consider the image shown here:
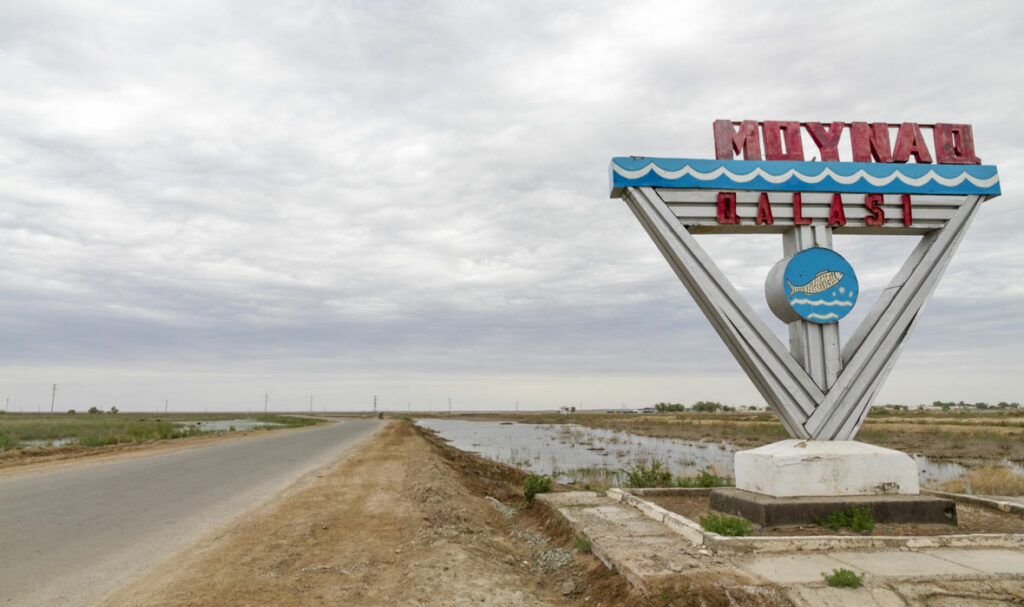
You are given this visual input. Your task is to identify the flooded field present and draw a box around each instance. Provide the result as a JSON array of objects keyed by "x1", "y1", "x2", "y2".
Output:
[
  {"x1": 418, "y1": 418, "x2": 1024, "y2": 488},
  {"x1": 175, "y1": 419, "x2": 283, "y2": 433}
]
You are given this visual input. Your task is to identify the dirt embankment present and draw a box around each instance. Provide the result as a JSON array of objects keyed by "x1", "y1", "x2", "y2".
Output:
[{"x1": 99, "y1": 421, "x2": 649, "y2": 606}]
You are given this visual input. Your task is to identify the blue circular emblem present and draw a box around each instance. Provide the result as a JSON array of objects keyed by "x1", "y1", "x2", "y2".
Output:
[{"x1": 765, "y1": 248, "x2": 858, "y2": 324}]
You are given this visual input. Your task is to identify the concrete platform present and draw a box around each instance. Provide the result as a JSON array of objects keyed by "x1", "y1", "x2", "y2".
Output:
[
  {"x1": 536, "y1": 491, "x2": 1024, "y2": 606},
  {"x1": 710, "y1": 487, "x2": 957, "y2": 527},
  {"x1": 735, "y1": 439, "x2": 919, "y2": 497}
]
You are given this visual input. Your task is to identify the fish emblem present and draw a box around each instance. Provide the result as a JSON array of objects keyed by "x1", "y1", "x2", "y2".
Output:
[{"x1": 788, "y1": 270, "x2": 844, "y2": 296}]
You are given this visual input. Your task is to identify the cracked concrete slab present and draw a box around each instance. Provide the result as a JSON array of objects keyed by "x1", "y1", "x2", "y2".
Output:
[
  {"x1": 737, "y1": 553, "x2": 851, "y2": 584},
  {"x1": 829, "y1": 551, "x2": 979, "y2": 577},
  {"x1": 538, "y1": 491, "x2": 1024, "y2": 605},
  {"x1": 926, "y1": 548, "x2": 1024, "y2": 574}
]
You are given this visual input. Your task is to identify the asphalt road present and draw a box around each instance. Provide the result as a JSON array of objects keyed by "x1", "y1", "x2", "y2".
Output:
[{"x1": 0, "y1": 417, "x2": 380, "y2": 606}]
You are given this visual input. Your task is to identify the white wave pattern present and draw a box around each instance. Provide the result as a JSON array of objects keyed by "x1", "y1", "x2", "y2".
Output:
[
  {"x1": 789, "y1": 298, "x2": 854, "y2": 307},
  {"x1": 613, "y1": 163, "x2": 1000, "y2": 189},
  {"x1": 806, "y1": 312, "x2": 840, "y2": 321}
]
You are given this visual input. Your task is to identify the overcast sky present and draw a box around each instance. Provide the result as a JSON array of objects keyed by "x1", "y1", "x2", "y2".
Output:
[{"x1": 1, "y1": 0, "x2": 1022, "y2": 413}]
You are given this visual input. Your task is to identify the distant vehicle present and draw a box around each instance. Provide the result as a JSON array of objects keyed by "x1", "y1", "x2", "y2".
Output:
[{"x1": 377, "y1": 413, "x2": 383, "y2": 419}]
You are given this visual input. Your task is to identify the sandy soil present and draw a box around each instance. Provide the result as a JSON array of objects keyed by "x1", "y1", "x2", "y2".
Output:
[
  {"x1": 647, "y1": 495, "x2": 1024, "y2": 536},
  {"x1": 98, "y1": 421, "x2": 647, "y2": 607}
]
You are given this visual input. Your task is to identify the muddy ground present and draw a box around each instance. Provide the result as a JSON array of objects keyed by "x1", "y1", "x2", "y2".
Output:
[{"x1": 97, "y1": 421, "x2": 671, "y2": 606}]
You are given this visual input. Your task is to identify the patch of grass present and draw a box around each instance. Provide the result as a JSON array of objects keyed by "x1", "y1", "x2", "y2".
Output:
[
  {"x1": 697, "y1": 512, "x2": 753, "y2": 536},
  {"x1": 937, "y1": 466, "x2": 1024, "y2": 496},
  {"x1": 677, "y1": 469, "x2": 732, "y2": 488},
  {"x1": 822, "y1": 568, "x2": 863, "y2": 588},
  {"x1": 623, "y1": 459, "x2": 674, "y2": 488},
  {"x1": 0, "y1": 413, "x2": 322, "y2": 452},
  {"x1": 523, "y1": 474, "x2": 553, "y2": 502},
  {"x1": 583, "y1": 483, "x2": 608, "y2": 497},
  {"x1": 815, "y1": 508, "x2": 875, "y2": 533},
  {"x1": 574, "y1": 534, "x2": 591, "y2": 553}
]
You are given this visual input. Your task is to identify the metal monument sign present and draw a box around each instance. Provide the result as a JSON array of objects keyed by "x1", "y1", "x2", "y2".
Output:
[{"x1": 610, "y1": 120, "x2": 1001, "y2": 442}]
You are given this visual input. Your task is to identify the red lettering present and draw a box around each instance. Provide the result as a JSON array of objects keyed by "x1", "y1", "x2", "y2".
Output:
[
  {"x1": 902, "y1": 194, "x2": 913, "y2": 226},
  {"x1": 933, "y1": 124, "x2": 981, "y2": 164},
  {"x1": 717, "y1": 192, "x2": 740, "y2": 224},
  {"x1": 827, "y1": 193, "x2": 847, "y2": 226},
  {"x1": 805, "y1": 122, "x2": 844, "y2": 161},
  {"x1": 714, "y1": 120, "x2": 762, "y2": 160},
  {"x1": 892, "y1": 123, "x2": 933, "y2": 163},
  {"x1": 792, "y1": 192, "x2": 812, "y2": 225},
  {"x1": 755, "y1": 192, "x2": 774, "y2": 225},
  {"x1": 864, "y1": 194, "x2": 885, "y2": 226},
  {"x1": 850, "y1": 122, "x2": 893, "y2": 162},
  {"x1": 762, "y1": 121, "x2": 803, "y2": 161}
]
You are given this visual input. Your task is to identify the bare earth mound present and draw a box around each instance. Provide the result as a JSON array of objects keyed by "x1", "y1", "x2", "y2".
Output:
[{"x1": 99, "y1": 421, "x2": 644, "y2": 606}]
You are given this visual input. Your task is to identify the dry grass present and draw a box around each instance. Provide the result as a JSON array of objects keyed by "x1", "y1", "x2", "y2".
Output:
[{"x1": 937, "y1": 466, "x2": 1024, "y2": 496}]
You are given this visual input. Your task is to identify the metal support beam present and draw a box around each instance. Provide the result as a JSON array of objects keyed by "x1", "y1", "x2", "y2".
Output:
[
  {"x1": 804, "y1": 195, "x2": 985, "y2": 439},
  {"x1": 783, "y1": 226, "x2": 841, "y2": 392},
  {"x1": 623, "y1": 186, "x2": 822, "y2": 438},
  {"x1": 623, "y1": 186, "x2": 983, "y2": 442}
]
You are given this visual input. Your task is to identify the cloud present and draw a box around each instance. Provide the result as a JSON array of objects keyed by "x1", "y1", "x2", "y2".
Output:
[{"x1": 1, "y1": 0, "x2": 1023, "y2": 410}]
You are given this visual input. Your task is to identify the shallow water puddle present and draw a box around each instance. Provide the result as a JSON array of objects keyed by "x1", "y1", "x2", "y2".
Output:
[{"x1": 418, "y1": 419, "x2": 1024, "y2": 486}]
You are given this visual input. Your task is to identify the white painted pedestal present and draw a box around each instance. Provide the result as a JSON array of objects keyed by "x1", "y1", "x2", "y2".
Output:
[{"x1": 735, "y1": 440, "x2": 920, "y2": 498}]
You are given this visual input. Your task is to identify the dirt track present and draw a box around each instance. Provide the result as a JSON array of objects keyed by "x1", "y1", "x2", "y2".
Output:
[{"x1": 99, "y1": 421, "x2": 646, "y2": 606}]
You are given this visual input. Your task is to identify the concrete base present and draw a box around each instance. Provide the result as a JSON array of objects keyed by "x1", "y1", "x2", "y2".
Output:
[
  {"x1": 735, "y1": 439, "x2": 919, "y2": 498},
  {"x1": 710, "y1": 488, "x2": 957, "y2": 527}
]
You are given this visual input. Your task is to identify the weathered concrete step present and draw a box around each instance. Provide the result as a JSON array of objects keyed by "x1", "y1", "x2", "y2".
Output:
[
  {"x1": 537, "y1": 492, "x2": 773, "y2": 599},
  {"x1": 538, "y1": 491, "x2": 1024, "y2": 606}
]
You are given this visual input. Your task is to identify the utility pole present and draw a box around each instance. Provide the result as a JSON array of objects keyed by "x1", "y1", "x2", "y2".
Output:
[
  {"x1": 165, "y1": 399, "x2": 168, "y2": 414},
  {"x1": 264, "y1": 393, "x2": 268, "y2": 415},
  {"x1": 372, "y1": 395, "x2": 378, "y2": 414},
  {"x1": 50, "y1": 384, "x2": 57, "y2": 414},
  {"x1": 310, "y1": 395, "x2": 314, "y2": 413},
  {"x1": 515, "y1": 400, "x2": 519, "y2": 412}
]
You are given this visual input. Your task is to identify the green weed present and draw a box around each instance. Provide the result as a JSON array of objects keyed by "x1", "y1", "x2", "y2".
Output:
[
  {"x1": 815, "y1": 508, "x2": 875, "y2": 533},
  {"x1": 822, "y1": 568, "x2": 863, "y2": 588},
  {"x1": 697, "y1": 512, "x2": 753, "y2": 536},
  {"x1": 623, "y1": 459, "x2": 674, "y2": 488},
  {"x1": 523, "y1": 474, "x2": 553, "y2": 502},
  {"x1": 574, "y1": 534, "x2": 592, "y2": 553},
  {"x1": 677, "y1": 469, "x2": 732, "y2": 488}
]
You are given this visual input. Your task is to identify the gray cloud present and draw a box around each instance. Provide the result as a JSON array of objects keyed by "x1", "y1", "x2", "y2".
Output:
[{"x1": 1, "y1": 0, "x2": 1022, "y2": 411}]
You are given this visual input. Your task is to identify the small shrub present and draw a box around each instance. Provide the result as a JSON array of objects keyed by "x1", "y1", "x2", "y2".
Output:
[
  {"x1": 822, "y1": 568, "x2": 863, "y2": 588},
  {"x1": 815, "y1": 508, "x2": 875, "y2": 533},
  {"x1": 0, "y1": 432, "x2": 18, "y2": 451},
  {"x1": 108, "y1": 406, "x2": 119, "y2": 414},
  {"x1": 67, "y1": 409, "x2": 76, "y2": 414},
  {"x1": 677, "y1": 469, "x2": 732, "y2": 488},
  {"x1": 523, "y1": 474, "x2": 553, "y2": 502},
  {"x1": 624, "y1": 459, "x2": 674, "y2": 488},
  {"x1": 697, "y1": 512, "x2": 753, "y2": 536},
  {"x1": 88, "y1": 406, "x2": 101, "y2": 414},
  {"x1": 574, "y1": 534, "x2": 591, "y2": 553}
]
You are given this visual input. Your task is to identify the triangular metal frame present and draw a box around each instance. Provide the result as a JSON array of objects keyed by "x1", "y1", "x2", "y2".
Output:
[{"x1": 622, "y1": 186, "x2": 984, "y2": 440}]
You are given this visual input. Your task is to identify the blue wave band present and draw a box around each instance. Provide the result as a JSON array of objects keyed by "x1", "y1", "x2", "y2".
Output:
[{"x1": 609, "y1": 157, "x2": 1001, "y2": 197}]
